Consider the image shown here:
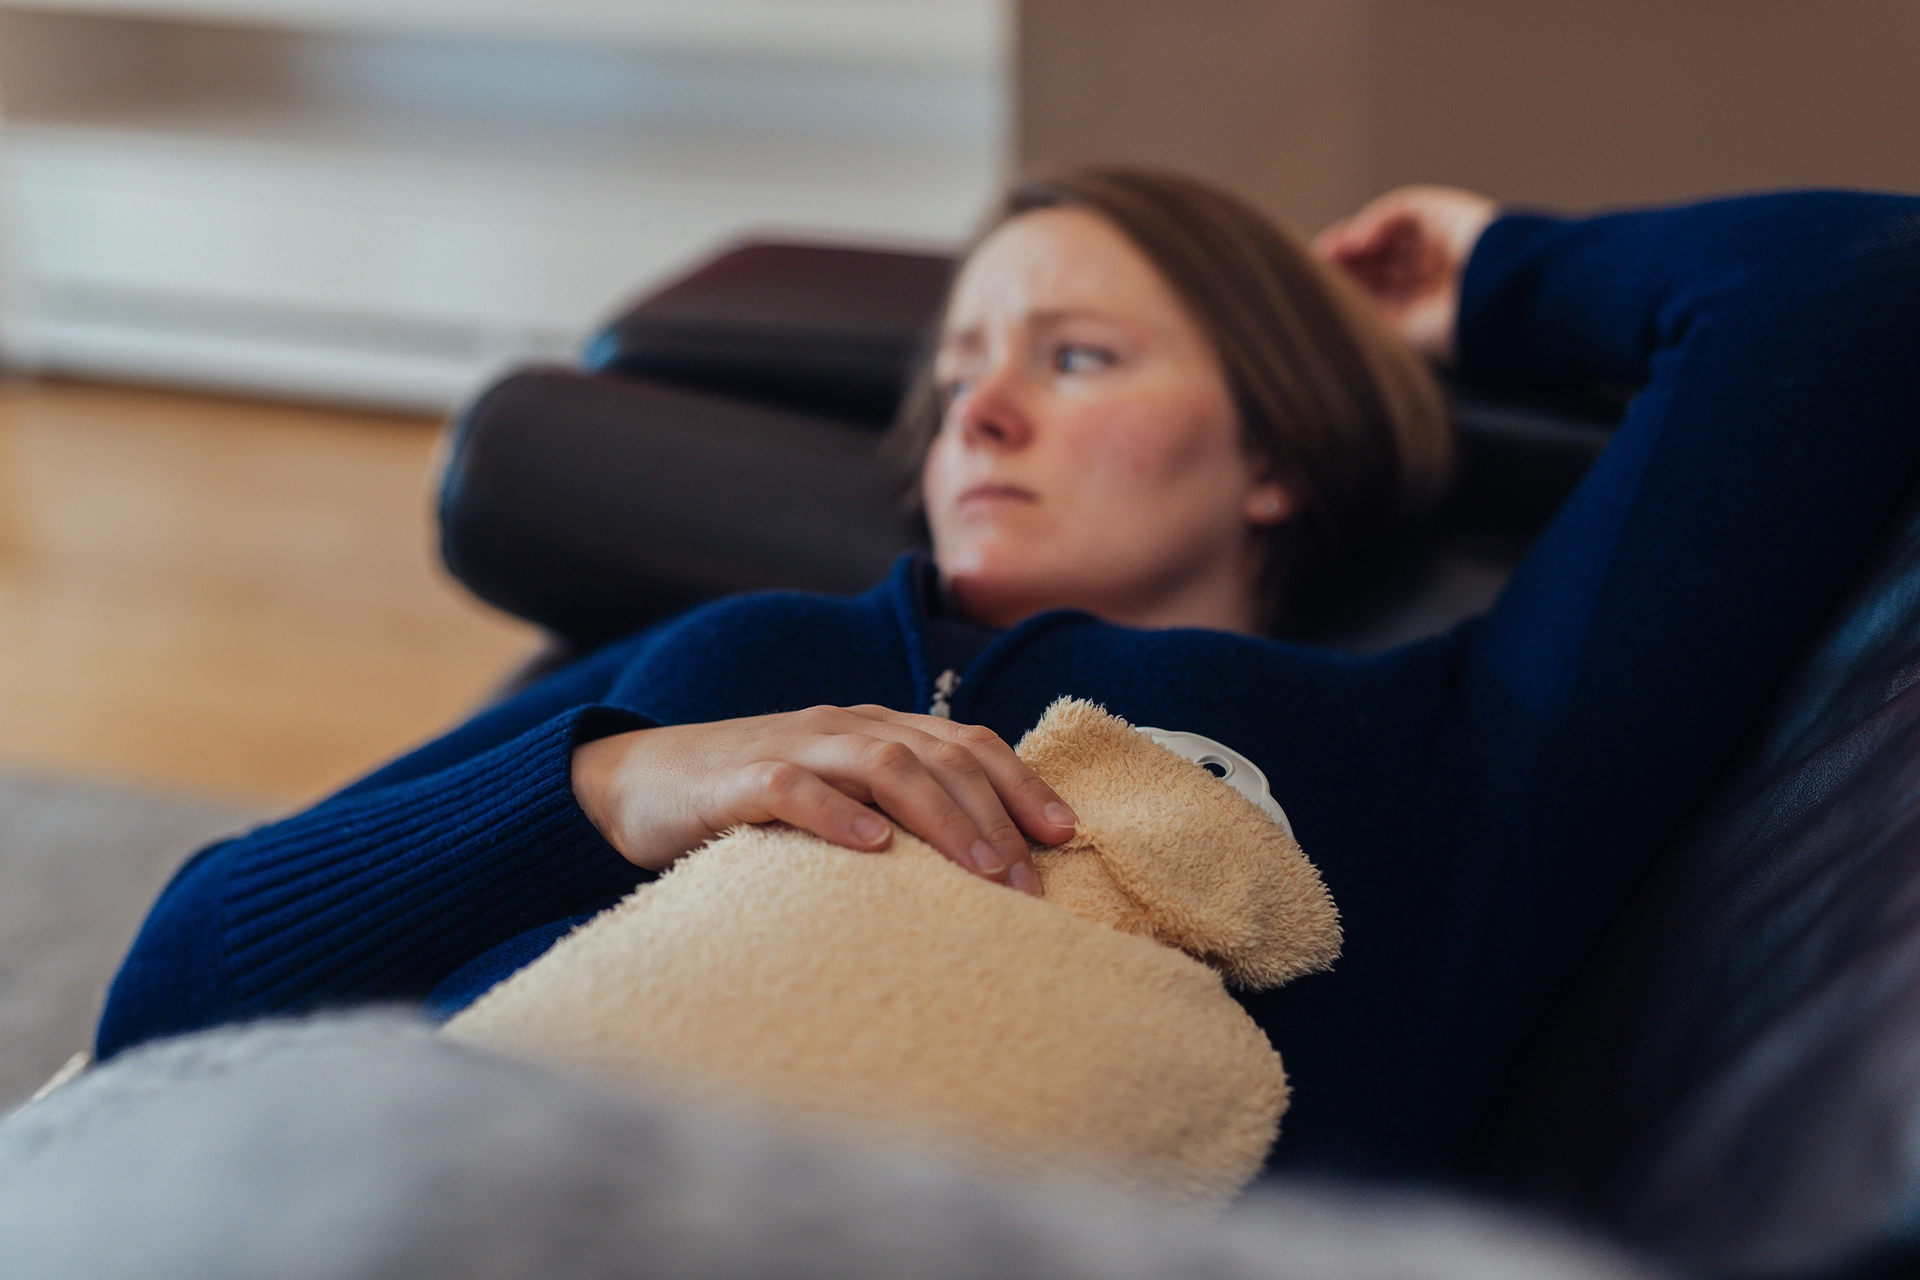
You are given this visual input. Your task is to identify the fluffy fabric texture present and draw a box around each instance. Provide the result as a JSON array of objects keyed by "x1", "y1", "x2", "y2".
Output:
[
  {"x1": 446, "y1": 699, "x2": 1339, "y2": 1205},
  {"x1": 0, "y1": 1015, "x2": 1664, "y2": 1280},
  {"x1": 1018, "y1": 698, "x2": 1339, "y2": 988}
]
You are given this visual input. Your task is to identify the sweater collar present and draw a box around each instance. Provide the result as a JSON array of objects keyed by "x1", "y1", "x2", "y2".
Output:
[{"x1": 884, "y1": 553, "x2": 1100, "y2": 719}]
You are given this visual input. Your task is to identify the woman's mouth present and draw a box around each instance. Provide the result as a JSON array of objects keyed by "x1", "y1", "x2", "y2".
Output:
[{"x1": 956, "y1": 482, "x2": 1039, "y2": 507}]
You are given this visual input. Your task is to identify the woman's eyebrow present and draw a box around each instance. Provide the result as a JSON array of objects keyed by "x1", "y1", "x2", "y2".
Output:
[
  {"x1": 939, "y1": 306, "x2": 1128, "y2": 351},
  {"x1": 1025, "y1": 306, "x2": 1125, "y2": 329}
]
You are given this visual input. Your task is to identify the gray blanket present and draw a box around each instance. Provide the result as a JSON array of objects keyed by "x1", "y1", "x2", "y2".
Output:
[
  {"x1": 0, "y1": 1015, "x2": 1660, "y2": 1280},
  {"x1": 0, "y1": 768, "x2": 263, "y2": 1107}
]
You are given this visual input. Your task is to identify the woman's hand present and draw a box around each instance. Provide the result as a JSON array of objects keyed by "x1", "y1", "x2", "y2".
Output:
[
  {"x1": 571, "y1": 706, "x2": 1079, "y2": 894},
  {"x1": 1314, "y1": 185, "x2": 1499, "y2": 364}
]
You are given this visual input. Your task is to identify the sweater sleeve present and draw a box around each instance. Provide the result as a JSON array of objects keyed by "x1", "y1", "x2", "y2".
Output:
[
  {"x1": 96, "y1": 636, "x2": 659, "y2": 1059},
  {"x1": 1448, "y1": 192, "x2": 1920, "y2": 997}
]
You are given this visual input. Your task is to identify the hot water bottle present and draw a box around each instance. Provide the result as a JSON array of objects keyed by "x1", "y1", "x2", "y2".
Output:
[{"x1": 445, "y1": 698, "x2": 1340, "y2": 1205}]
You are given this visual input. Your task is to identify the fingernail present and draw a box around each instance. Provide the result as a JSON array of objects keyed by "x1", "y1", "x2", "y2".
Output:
[
  {"x1": 1043, "y1": 802, "x2": 1078, "y2": 829},
  {"x1": 970, "y1": 839, "x2": 1007, "y2": 876},
  {"x1": 854, "y1": 814, "x2": 890, "y2": 845},
  {"x1": 1008, "y1": 862, "x2": 1041, "y2": 896}
]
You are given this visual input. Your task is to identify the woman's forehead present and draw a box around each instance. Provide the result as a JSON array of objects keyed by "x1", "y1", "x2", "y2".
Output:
[{"x1": 943, "y1": 207, "x2": 1185, "y2": 338}]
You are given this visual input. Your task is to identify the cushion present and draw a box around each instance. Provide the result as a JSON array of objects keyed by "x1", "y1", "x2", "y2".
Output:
[
  {"x1": 1485, "y1": 497, "x2": 1920, "y2": 1279},
  {"x1": 585, "y1": 241, "x2": 955, "y2": 428},
  {"x1": 438, "y1": 368, "x2": 919, "y2": 646}
]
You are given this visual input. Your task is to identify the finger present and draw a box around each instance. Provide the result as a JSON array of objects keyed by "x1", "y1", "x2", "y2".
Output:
[
  {"x1": 841, "y1": 708, "x2": 1077, "y2": 849},
  {"x1": 930, "y1": 721, "x2": 1078, "y2": 846},
  {"x1": 819, "y1": 735, "x2": 1008, "y2": 882},
  {"x1": 1322, "y1": 224, "x2": 1429, "y2": 308},
  {"x1": 720, "y1": 760, "x2": 895, "y2": 854},
  {"x1": 1310, "y1": 215, "x2": 1355, "y2": 258},
  {"x1": 1314, "y1": 202, "x2": 1411, "y2": 266},
  {"x1": 915, "y1": 734, "x2": 1040, "y2": 878},
  {"x1": 1314, "y1": 217, "x2": 1383, "y2": 268}
]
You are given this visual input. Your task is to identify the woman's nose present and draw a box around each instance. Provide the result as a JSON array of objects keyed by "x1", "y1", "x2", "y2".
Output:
[{"x1": 956, "y1": 365, "x2": 1034, "y2": 451}]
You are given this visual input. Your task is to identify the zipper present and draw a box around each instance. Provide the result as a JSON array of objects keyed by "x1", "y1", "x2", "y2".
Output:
[{"x1": 928, "y1": 668, "x2": 961, "y2": 718}]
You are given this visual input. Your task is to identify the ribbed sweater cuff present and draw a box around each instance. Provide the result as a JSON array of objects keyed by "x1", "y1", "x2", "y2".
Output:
[{"x1": 220, "y1": 704, "x2": 654, "y2": 1015}]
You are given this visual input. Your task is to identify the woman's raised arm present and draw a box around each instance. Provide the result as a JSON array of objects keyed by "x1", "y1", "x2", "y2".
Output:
[
  {"x1": 1309, "y1": 189, "x2": 1920, "y2": 1163},
  {"x1": 1447, "y1": 192, "x2": 1920, "y2": 1037}
]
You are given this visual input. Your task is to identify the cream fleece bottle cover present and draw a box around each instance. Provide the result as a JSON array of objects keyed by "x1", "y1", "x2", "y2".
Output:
[{"x1": 445, "y1": 698, "x2": 1341, "y2": 1205}]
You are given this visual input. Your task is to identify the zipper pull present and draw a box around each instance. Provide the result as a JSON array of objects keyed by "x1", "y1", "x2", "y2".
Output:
[{"x1": 929, "y1": 668, "x2": 961, "y2": 719}]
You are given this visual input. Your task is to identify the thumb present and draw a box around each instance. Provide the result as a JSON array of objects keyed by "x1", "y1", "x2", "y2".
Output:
[
  {"x1": 1310, "y1": 215, "x2": 1357, "y2": 260},
  {"x1": 1313, "y1": 206, "x2": 1412, "y2": 268}
]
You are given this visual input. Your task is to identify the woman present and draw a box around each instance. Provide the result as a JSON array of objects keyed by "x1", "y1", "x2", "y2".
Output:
[{"x1": 98, "y1": 170, "x2": 1920, "y2": 1179}]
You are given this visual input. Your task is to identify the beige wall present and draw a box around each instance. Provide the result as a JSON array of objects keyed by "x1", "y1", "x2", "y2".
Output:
[{"x1": 1020, "y1": 0, "x2": 1920, "y2": 236}]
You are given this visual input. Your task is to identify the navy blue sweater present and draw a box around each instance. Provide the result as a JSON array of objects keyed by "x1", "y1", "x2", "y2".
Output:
[{"x1": 99, "y1": 192, "x2": 1920, "y2": 1177}]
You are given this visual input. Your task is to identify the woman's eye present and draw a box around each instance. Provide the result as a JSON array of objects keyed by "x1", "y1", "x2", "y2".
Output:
[
  {"x1": 1054, "y1": 345, "x2": 1114, "y2": 375},
  {"x1": 936, "y1": 379, "x2": 971, "y2": 410}
]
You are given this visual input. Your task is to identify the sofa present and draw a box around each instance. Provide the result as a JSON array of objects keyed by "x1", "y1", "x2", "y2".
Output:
[{"x1": 430, "y1": 240, "x2": 1920, "y2": 1278}]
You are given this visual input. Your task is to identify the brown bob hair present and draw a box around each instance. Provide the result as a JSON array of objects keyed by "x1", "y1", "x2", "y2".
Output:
[{"x1": 889, "y1": 165, "x2": 1454, "y2": 634}]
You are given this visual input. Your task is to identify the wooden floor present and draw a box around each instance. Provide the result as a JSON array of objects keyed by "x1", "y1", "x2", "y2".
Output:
[{"x1": 0, "y1": 377, "x2": 539, "y2": 807}]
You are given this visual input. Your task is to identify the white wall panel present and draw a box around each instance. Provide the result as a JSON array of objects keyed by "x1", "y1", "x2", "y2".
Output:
[
  {"x1": 4, "y1": 0, "x2": 1009, "y2": 66},
  {"x1": 0, "y1": 2, "x2": 1008, "y2": 408}
]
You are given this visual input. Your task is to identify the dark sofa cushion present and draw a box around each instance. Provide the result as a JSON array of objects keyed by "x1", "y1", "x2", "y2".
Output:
[
  {"x1": 584, "y1": 241, "x2": 956, "y2": 429},
  {"x1": 438, "y1": 368, "x2": 921, "y2": 647},
  {"x1": 1485, "y1": 498, "x2": 1920, "y2": 1279}
]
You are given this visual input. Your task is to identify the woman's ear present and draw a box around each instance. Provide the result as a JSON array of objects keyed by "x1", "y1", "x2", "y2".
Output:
[{"x1": 1244, "y1": 481, "x2": 1295, "y2": 527}]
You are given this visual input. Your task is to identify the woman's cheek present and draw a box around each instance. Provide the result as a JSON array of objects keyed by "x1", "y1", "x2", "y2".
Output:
[{"x1": 1070, "y1": 401, "x2": 1215, "y2": 495}]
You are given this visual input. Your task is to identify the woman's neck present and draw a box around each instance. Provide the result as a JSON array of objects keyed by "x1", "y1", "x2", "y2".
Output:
[{"x1": 941, "y1": 561, "x2": 1265, "y2": 636}]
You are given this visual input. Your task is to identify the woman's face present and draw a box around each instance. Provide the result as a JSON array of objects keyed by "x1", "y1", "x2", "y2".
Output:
[{"x1": 923, "y1": 207, "x2": 1291, "y2": 633}]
